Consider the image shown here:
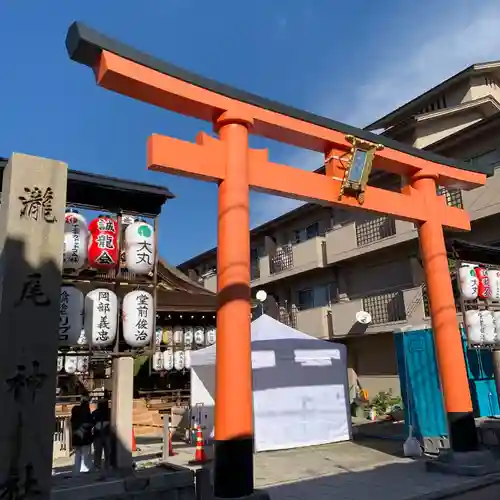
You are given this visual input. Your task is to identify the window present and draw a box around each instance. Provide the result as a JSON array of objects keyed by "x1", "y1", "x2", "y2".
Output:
[
  {"x1": 306, "y1": 222, "x2": 320, "y2": 240},
  {"x1": 297, "y1": 289, "x2": 314, "y2": 310}
]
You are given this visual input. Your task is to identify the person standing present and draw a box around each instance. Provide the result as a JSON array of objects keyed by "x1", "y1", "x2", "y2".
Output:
[
  {"x1": 70, "y1": 397, "x2": 94, "y2": 474},
  {"x1": 92, "y1": 398, "x2": 112, "y2": 471}
]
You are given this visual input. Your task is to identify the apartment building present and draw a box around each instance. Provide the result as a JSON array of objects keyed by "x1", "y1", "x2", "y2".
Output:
[{"x1": 178, "y1": 61, "x2": 500, "y2": 399}]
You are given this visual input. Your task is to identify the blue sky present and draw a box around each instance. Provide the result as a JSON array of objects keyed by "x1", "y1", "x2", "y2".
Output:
[{"x1": 1, "y1": 0, "x2": 500, "y2": 265}]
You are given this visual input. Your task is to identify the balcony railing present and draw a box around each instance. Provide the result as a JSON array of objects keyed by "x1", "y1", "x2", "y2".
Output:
[
  {"x1": 362, "y1": 290, "x2": 406, "y2": 324},
  {"x1": 270, "y1": 244, "x2": 294, "y2": 275},
  {"x1": 277, "y1": 306, "x2": 297, "y2": 329},
  {"x1": 356, "y1": 216, "x2": 396, "y2": 247}
]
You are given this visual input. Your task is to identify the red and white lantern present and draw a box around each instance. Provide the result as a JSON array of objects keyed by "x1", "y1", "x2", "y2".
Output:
[
  {"x1": 59, "y1": 286, "x2": 84, "y2": 347},
  {"x1": 122, "y1": 290, "x2": 154, "y2": 348},
  {"x1": 63, "y1": 210, "x2": 88, "y2": 271},
  {"x1": 125, "y1": 220, "x2": 155, "y2": 275},
  {"x1": 88, "y1": 215, "x2": 119, "y2": 270},
  {"x1": 85, "y1": 288, "x2": 118, "y2": 347},
  {"x1": 475, "y1": 267, "x2": 491, "y2": 299}
]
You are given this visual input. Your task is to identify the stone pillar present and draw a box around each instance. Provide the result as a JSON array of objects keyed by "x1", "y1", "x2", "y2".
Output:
[
  {"x1": 111, "y1": 356, "x2": 134, "y2": 469},
  {"x1": 0, "y1": 153, "x2": 67, "y2": 499}
]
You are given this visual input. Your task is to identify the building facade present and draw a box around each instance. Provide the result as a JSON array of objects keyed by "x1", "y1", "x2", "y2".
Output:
[{"x1": 178, "y1": 61, "x2": 500, "y2": 400}]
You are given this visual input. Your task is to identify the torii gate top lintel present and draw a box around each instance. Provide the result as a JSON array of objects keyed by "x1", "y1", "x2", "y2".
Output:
[{"x1": 66, "y1": 23, "x2": 489, "y2": 232}]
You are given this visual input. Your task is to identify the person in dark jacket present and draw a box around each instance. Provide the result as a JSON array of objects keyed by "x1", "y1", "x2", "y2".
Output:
[
  {"x1": 71, "y1": 397, "x2": 94, "y2": 473},
  {"x1": 92, "y1": 399, "x2": 111, "y2": 470}
]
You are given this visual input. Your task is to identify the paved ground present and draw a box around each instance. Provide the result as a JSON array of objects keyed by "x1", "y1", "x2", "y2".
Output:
[{"x1": 54, "y1": 437, "x2": 500, "y2": 499}]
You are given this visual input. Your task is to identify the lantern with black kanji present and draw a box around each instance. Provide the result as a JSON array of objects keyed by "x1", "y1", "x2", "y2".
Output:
[
  {"x1": 59, "y1": 286, "x2": 84, "y2": 347},
  {"x1": 122, "y1": 290, "x2": 154, "y2": 348},
  {"x1": 174, "y1": 350, "x2": 185, "y2": 371},
  {"x1": 194, "y1": 326, "x2": 205, "y2": 346},
  {"x1": 163, "y1": 348, "x2": 174, "y2": 371},
  {"x1": 85, "y1": 288, "x2": 118, "y2": 347},
  {"x1": 57, "y1": 355, "x2": 64, "y2": 372},
  {"x1": 125, "y1": 220, "x2": 155, "y2": 275},
  {"x1": 64, "y1": 352, "x2": 78, "y2": 374},
  {"x1": 88, "y1": 215, "x2": 119, "y2": 270},
  {"x1": 152, "y1": 351, "x2": 164, "y2": 371},
  {"x1": 206, "y1": 326, "x2": 216, "y2": 345},
  {"x1": 76, "y1": 355, "x2": 90, "y2": 374},
  {"x1": 63, "y1": 210, "x2": 88, "y2": 271},
  {"x1": 184, "y1": 349, "x2": 192, "y2": 370}
]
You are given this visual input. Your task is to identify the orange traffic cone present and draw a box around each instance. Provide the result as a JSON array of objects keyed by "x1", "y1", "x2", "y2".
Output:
[
  {"x1": 188, "y1": 425, "x2": 208, "y2": 464},
  {"x1": 132, "y1": 428, "x2": 137, "y2": 452}
]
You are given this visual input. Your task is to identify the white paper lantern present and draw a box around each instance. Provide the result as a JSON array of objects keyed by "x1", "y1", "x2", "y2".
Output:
[
  {"x1": 76, "y1": 356, "x2": 90, "y2": 374},
  {"x1": 77, "y1": 329, "x2": 88, "y2": 347},
  {"x1": 163, "y1": 348, "x2": 174, "y2": 371},
  {"x1": 465, "y1": 309, "x2": 482, "y2": 344},
  {"x1": 64, "y1": 352, "x2": 78, "y2": 374},
  {"x1": 173, "y1": 326, "x2": 183, "y2": 345},
  {"x1": 184, "y1": 326, "x2": 194, "y2": 347},
  {"x1": 63, "y1": 210, "x2": 88, "y2": 271},
  {"x1": 152, "y1": 351, "x2": 164, "y2": 371},
  {"x1": 206, "y1": 327, "x2": 216, "y2": 345},
  {"x1": 194, "y1": 326, "x2": 205, "y2": 346},
  {"x1": 184, "y1": 350, "x2": 192, "y2": 370},
  {"x1": 174, "y1": 350, "x2": 185, "y2": 371},
  {"x1": 493, "y1": 311, "x2": 500, "y2": 343},
  {"x1": 155, "y1": 327, "x2": 163, "y2": 347},
  {"x1": 57, "y1": 356, "x2": 64, "y2": 372},
  {"x1": 125, "y1": 221, "x2": 155, "y2": 275},
  {"x1": 85, "y1": 288, "x2": 118, "y2": 348},
  {"x1": 480, "y1": 310, "x2": 497, "y2": 345},
  {"x1": 459, "y1": 264, "x2": 479, "y2": 300},
  {"x1": 59, "y1": 287, "x2": 84, "y2": 347},
  {"x1": 123, "y1": 290, "x2": 154, "y2": 348},
  {"x1": 487, "y1": 269, "x2": 500, "y2": 300}
]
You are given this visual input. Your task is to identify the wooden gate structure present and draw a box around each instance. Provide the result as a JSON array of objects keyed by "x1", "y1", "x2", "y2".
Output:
[{"x1": 66, "y1": 22, "x2": 492, "y2": 498}]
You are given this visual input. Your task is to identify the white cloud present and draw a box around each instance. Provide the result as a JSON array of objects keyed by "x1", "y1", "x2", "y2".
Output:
[{"x1": 250, "y1": 1, "x2": 500, "y2": 227}]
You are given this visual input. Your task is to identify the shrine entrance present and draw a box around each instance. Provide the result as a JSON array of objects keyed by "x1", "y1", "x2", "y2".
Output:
[{"x1": 66, "y1": 22, "x2": 490, "y2": 499}]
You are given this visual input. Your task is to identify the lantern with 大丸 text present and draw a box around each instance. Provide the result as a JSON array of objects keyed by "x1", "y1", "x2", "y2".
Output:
[
  {"x1": 152, "y1": 351, "x2": 164, "y2": 371},
  {"x1": 174, "y1": 350, "x2": 185, "y2": 371},
  {"x1": 163, "y1": 348, "x2": 174, "y2": 371},
  {"x1": 85, "y1": 288, "x2": 118, "y2": 347},
  {"x1": 122, "y1": 290, "x2": 154, "y2": 348},
  {"x1": 59, "y1": 286, "x2": 84, "y2": 347},
  {"x1": 194, "y1": 326, "x2": 205, "y2": 346},
  {"x1": 88, "y1": 215, "x2": 119, "y2": 270},
  {"x1": 125, "y1": 220, "x2": 155, "y2": 275},
  {"x1": 63, "y1": 210, "x2": 88, "y2": 271},
  {"x1": 173, "y1": 325, "x2": 183, "y2": 345},
  {"x1": 184, "y1": 350, "x2": 191, "y2": 370},
  {"x1": 184, "y1": 326, "x2": 194, "y2": 347},
  {"x1": 64, "y1": 352, "x2": 78, "y2": 374},
  {"x1": 206, "y1": 327, "x2": 216, "y2": 345}
]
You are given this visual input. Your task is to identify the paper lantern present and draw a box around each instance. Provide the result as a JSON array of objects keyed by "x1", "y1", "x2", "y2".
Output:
[
  {"x1": 125, "y1": 220, "x2": 155, "y2": 275},
  {"x1": 163, "y1": 348, "x2": 174, "y2": 371},
  {"x1": 64, "y1": 352, "x2": 78, "y2": 374},
  {"x1": 63, "y1": 210, "x2": 88, "y2": 271},
  {"x1": 88, "y1": 215, "x2": 119, "y2": 270},
  {"x1": 206, "y1": 327, "x2": 216, "y2": 345},
  {"x1": 459, "y1": 264, "x2": 478, "y2": 300},
  {"x1": 59, "y1": 286, "x2": 84, "y2": 347},
  {"x1": 494, "y1": 311, "x2": 500, "y2": 342},
  {"x1": 57, "y1": 356, "x2": 64, "y2": 372},
  {"x1": 174, "y1": 350, "x2": 185, "y2": 371},
  {"x1": 465, "y1": 309, "x2": 482, "y2": 345},
  {"x1": 163, "y1": 326, "x2": 173, "y2": 345},
  {"x1": 184, "y1": 350, "x2": 192, "y2": 370},
  {"x1": 480, "y1": 310, "x2": 496, "y2": 344},
  {"x1": 77, "y1": 329, "x2": 88, "y2": 347},
  {"x1": 487, "y1": 269, "x2": 500, "y2": 300},
  {"x1": 152, "y1": 351, "x2": 164, "y2": 372},
  {"x1": 123, "y1": 290, "x2": 154, "y2": 348},
  {"x1": 155, "y1": 327, "x2": 163, "y2": 347},
  {"x1": 475, "y1": 267, "x2": 491, "y2": 299},
  {"x1": 76, "y1": 356, "x2": 90, "y2": 374},
  {"x1": 184, "y1": 326, "x2": 194, "y2": 347},
  {"x1": 85, "y1": 288, "x2": 118, "y2": 348},
  {"x1": 194, "y1": 326, "x2": 205, "y2": 346},
  {"x1": 173, "y1": 326, "x2": 183, "y2": 345}
]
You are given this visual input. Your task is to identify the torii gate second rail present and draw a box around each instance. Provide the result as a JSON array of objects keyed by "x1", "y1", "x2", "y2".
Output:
[{"x1": 66, "y1": 22, "x2": 490, "y2": 499}]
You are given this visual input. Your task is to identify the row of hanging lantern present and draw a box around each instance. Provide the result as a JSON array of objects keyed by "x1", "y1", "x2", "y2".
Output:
[
  {"x1": 458, "y1": 263, "x2": 500, "y2": 300},
  {"x1": 57, "y1": 353, "x2": 90, "y2": 374},
  {"x1": 157, "y1": 325, "x2": 217, "y2": 347},
  {"x1": 152, "y1": 348, "x2": 191, "y2": 372},
  {"x1": 59, "y1": 286, "x2": 154, "y2": 349},
  {"x1": 464, "y1": 309, "x2": 500, "y2": 347},
  {"x1": 63, "y1": 210, "x2": 156, "y2": 275}
]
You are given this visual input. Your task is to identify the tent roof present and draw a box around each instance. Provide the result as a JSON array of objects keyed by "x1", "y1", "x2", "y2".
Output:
[{"x1": 190, "y1": 314, "x2": 344, "y2": 367}]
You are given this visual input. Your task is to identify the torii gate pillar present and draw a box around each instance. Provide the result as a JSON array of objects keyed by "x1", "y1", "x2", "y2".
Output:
[{"x1": 65, "y1": 22, "x2": 489, "y2": 498}]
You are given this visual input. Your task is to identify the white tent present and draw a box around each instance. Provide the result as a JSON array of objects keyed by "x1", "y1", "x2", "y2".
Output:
[{"x1": 190, "y1": 314, "x2": 351, "y2": 452}]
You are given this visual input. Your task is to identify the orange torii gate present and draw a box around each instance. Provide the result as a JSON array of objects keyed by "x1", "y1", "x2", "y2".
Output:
[{"x1": 66, "y1": 22, "x2": 490, "y2": 499}]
